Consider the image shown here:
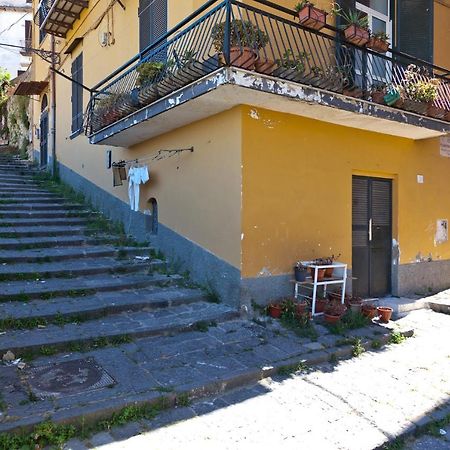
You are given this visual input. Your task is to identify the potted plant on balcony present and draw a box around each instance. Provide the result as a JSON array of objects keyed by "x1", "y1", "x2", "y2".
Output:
[
  {"x1": 371, "y1": 83, "x2": 387, "y2": 104},
  {"x1": 274, "y1": 49, "x2": 309, "y2": 82},
  {"x1": 211, "y1": 19, "x2": 269, "y2": 70},
  {"x1": 402, "y1": 65, "x2": 439, "y2": 115},
  {"x1": 366, "y1": 31, "x2": 389, "y2": 53},
  {"x1": 294, "y1": 1, "x2": 327, "y2": 31},
  {"x1": 94, "y1": 93, "x2": 123, "y2": 129},
  {"x1": 324, "y1": 301, "x2": 347, "y2": 324},
  {"x1": 332, "y1": 4, "x2": 370, "y2": 47},
  {"x1": 136, "y1": 61, "x2": 165, "y2": 106}
]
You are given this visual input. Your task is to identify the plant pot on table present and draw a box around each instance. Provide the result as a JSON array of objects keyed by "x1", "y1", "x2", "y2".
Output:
[{"x1": 294, "y1": 266, "x2": 308, "y2": 282}]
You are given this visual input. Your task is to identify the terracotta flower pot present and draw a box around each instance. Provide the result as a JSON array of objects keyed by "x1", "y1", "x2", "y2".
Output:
[
  {"x1": 401, "y1": 99, "x2": 429, "y2": 115},
  {"x1": 324, "y1": 267, "x2": 334, "y2": 278},
  {"x1": 324, "y1": 313, "x2": 342, "y2": 324},
  {"x1": 268, "y1": 304, "x2": 282, "y2": 318},
  {"x1": 255, "y1": 59, "x2": 277, "y2": 75},
  {"x1": 366, "y1": 37, "x2": 389, "y2": 53},
  {"x1": 295, "y1": 302, "x2": 308, "y2": 317},
  {"x1": 344, "y1": 24, "x2": 370, "y2": 47},
  {"x1": 230, "y1": 46, "x2": 257, "y2": 70},
  {"x1": 377, "y1": 306, "x2": 393, "y2": 323},
  {"x1": 297, "y1": 5, "x2": 327, "y2": 31},
  {"x1": 371, "y1": 91, "x2": 386, "y2": 104},
  {"x1": 445, "y1": 110, "x2": 450, "y2": 122},
  {"x1": 362, "y1": 305, "x2": 377, "y2": 319},
  {"x1": 310, "y1": 267, "x2": 326, "y2": 281},
  {"x1": 344, "y1": 88, "x2": 364, "y2": 98},
  {"x1": 427, "y1": 104, "x2": 446, "y2": 119},
  {"x1": 315, "y1": 298, "x2": 327, "y2": 313}
]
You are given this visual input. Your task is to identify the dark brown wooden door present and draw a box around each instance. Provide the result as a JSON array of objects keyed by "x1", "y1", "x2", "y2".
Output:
[{"x1": 352, "y1": 176, "x2": 392, "y2": 298}]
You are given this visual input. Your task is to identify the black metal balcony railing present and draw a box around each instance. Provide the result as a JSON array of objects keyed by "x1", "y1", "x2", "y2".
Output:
[
  {"x1": 85, "y1": 0, "x2": 450, "y2": 136},
  {"x1": 34, "y1": 0, "x2": 88, "y2": 38}
]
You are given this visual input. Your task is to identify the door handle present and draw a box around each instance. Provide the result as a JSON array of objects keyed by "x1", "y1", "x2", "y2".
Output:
[{"x1": 369, "y1": 218, "x2": 373, "y2": 242}]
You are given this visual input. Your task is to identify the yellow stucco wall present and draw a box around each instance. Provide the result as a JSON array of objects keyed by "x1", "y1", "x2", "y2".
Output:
[{"x1": 241, "y1": 105, "x2": 450, "y2": 278}]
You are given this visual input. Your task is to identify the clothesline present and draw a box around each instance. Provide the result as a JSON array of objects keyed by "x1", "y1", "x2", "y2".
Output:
[{"x1": 112, "y1": 147, "x2": 194, "y2": 168}]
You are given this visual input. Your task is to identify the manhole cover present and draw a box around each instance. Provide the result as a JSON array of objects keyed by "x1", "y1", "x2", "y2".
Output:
[{"x1": 26, "y1": 357, "x2": 115, "y2": 398}]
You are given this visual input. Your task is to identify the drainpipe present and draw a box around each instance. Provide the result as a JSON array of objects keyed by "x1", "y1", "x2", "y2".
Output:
[{"x1": 50, "y1": 35, "x2": 57, "y2": 176}]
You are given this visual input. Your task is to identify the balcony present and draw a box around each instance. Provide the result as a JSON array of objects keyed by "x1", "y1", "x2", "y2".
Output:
[
  {"x1": 85, "y1": 0, "x2": 450, "y2": 146},
  {"x1": 34, "y1": 0, "x2": 88, "y2": 38}
]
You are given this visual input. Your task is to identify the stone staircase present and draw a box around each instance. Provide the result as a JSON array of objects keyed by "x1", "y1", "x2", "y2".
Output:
[{"x1": 0, "y1": 154, "x2": 237, "y2": 364}]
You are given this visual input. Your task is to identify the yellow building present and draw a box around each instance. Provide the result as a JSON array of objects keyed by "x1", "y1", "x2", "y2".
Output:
[{"x1": 23, "y1": 0, "x2": 450, "y2": 307}]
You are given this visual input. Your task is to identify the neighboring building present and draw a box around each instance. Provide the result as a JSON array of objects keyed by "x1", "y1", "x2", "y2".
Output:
[
  {"x1": 25, "y1": 0, "x2": 450, "y2": 307},
  {"x1": 0, "y1": 0, "x2": 32, "y2": 76}
]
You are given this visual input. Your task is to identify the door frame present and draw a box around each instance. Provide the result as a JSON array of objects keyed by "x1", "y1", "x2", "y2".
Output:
[
  {"x1": 40, "y1": 110, "x2": 48, "y2": 168},
  {"x1": 352, "y1": 174, "x2": 393, "y2": 298}
]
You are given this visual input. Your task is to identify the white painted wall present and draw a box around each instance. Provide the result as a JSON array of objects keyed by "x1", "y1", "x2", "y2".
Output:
[{"x1": 0, "y1": 1, "x2": 31, "y2": 77}]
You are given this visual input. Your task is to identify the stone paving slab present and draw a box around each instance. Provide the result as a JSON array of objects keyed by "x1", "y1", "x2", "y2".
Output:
[
  {"x1": 68, "y1": 310, "x2": 449, "y2": 450},
  {"x1": 0, "y1": 272, "x2": 181, "y2": 300},
  {"x1": 0, "y1": 286, "x2": 205, "y2": 321},
  {"x1": 0, "y1": 313, "x2": 401, "y2": 435}
]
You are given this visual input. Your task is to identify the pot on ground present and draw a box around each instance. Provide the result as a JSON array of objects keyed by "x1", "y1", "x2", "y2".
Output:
[
  {"x1": 362, "y1": 304, "x2": 377, "y2": 319},
  {"x1": 268, "y1": 304, "x2": 282, "y2": 318},
  {"x1": 377, "y1": 306, "x2": 393, "y2": 323},
  {"x1": 349, "y1": 302, "x2": 362, "y2": 314},
  {"x1": 295, "y1": 302, "x2": 308, "y2": 317},
  {"x1": 324, "y1": 313, "x2": 342, "y2": 324},
  {"x1": 315, "y1": 298, "x2": 328, "y2": 313}
]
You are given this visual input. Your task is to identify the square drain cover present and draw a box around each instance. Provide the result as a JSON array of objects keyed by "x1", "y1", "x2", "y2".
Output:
[{"x1": 26, "y1": 357, "x2": 115, "y2": 398}]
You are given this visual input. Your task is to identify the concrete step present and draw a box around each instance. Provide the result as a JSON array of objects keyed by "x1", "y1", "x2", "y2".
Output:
[
  {"x1": 0, "y1": 286, "x2": 205, "y2": 324},
  {"x1": 0, "y1": 192, "x2": 61, "y2": 199},
  {"x1": 372, "y1": 297, "x2": 430, "y2": 319},
  {"x1": 0, "y1": 234, "x2": 121, "y2": 249},
  {"x1": 0, "y1": 256, "x2": 164, "y2": 280},
  {"x1": 0, "y1": 272, "x2": 181, "y2": 301},
  {"x1": 0, "y1": 197, "x2": 68, "y2": 204},
  {"x1": 0, "y1": 203, "x2": 85, "y2": 211},
  {"x1": 0, "y1": 217, "x2": 89, "y2": 227},
  {"x1": 0, "y1": 188, "x2": 55, "y2": 194},
  {"x1": 0, "y1": 245, "x2": 155, "y2": 263},
  {"x1": 0, "y1": 225, "x2": 87, "y2": 238},
  {"x1": 0, "y1": 210, "x2": 94, "y2": 219},
  {"x1": 0, "y1": 182, "x2": 40, "y2": 189},
  {"x1": 0, "y1": 301, "x2": 237, "y2": 356}
]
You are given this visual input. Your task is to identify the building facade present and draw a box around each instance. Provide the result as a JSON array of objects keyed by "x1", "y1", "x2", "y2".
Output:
[
  {"x1": 25, "y1": 0, "x2": 450, "y2": 307},
  {"x1": 0, "y1": 0, "x2": 32, "y2": 76}
]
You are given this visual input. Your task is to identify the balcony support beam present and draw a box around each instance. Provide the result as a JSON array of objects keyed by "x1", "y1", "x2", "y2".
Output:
[{"x1": 53, "y1": 7, "x2": 79, "y2": 18}]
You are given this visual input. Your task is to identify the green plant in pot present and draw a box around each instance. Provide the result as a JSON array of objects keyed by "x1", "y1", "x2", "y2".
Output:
[
  {"x1": 274, "y1": 49, "x2": 309, "y2": 82},
  {"x1": 211, "y1": 19, "x2": 269, "y2": 70},
  {"x1": 135, "y1": 61, "x2": 165, "y2": 105},
  {"x1": 371, "y1": 83, "x2": 387, "y2": 104},
  {"x1": 366, "y1": 30, "x2": 389, "y2": 53},
  {"x1": 294, "y1": 1, "x2": 327, "y2": 31},
  {"x1": 95, "y1": 92, "x2": 123, "y2": 128},
  {"x1": 401, "y1": 64, "x2": 439, "y2": 115},
  {"x1": 332, "y1": 3, "x2": 370, "y2": 47},
  {"x1": 324, "y1": 301, "x2": 347, "y2": 324}
]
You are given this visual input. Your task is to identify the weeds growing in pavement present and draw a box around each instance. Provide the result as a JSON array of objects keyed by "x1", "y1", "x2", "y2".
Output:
[
  {"x1": 351, "y1": 338, "x2": 365, "y2": 357},
  {"x1": 388, "y1": 331, "x2": 406, "y2": 344}
]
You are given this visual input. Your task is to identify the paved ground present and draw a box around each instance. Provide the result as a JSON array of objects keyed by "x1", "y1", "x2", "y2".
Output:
[{"x1": 64, "y1": 309, "x2": 450, "y2": 450}]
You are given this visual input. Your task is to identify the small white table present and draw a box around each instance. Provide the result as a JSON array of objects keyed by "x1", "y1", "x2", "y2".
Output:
[{"x1": 292, "y1": 262, "x2": 348, "y2": 316}]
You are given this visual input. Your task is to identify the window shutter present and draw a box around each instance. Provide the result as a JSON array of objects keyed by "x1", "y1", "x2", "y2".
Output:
[
  {"x1": 71, "y1": 53, "x2": 83, "y2": 134},
  {"x1": 139, "y1": 0, "x2": 167, "y2": 53},
  {"x1": 397, "y1": 0, "x2": 433, "y2": 63}
]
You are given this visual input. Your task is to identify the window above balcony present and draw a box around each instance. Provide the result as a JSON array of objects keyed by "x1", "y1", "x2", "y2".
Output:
[
  {"x1": 85, "y1": 0, "x2": 450, "y2": 146},
  {"x1": 34, "y1": 0, "x2": 88, "y2": 38}
]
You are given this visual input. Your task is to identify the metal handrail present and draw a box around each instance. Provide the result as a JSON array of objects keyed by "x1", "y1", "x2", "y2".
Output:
[{"x1": 85, "y1": 0, "x2": 450, "y2": 135}]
